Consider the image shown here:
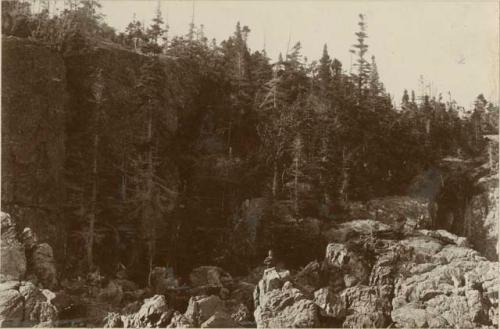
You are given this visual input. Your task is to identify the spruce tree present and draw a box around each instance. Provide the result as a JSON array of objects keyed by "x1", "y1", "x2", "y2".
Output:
[
  {"x1": 318, "y1": 44, "x2": 332, "y2": 99},
  {"x1": 145, "y1": 3, "x2": 167, "y2": 54},
  {"x1": 369, "y1": 55, "x2": 381, "y2": 96},
  {"x1": 351, "y1": 14, "x2": 370, "y2": 100},
  {"x1": 130, "y1": 58, "x2": 176, "y2": 286}
]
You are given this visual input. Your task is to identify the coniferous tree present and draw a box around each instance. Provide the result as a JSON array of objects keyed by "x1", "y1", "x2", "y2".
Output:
[
  {"x1": 221, "y1": 22, "x2": 253, "y2": 156},
  {"x1": 85, "y1": 68, "x2": 105, "y2": 271},
  {"x1": 318, "y1": 44, "x2": 332, "y2": 99},
  {"x1": 130, "y1": 58, "x2": 177, "y2": 285},
  {"x1": 144, "y1": 4, "x2": 167, "y2": 54},
  {"x1": 125, "y1": 15, "x2": 146, "y2": 52},
  {"x1": 257, "y1": 64, "x2": 293, "y2": 198},
  {"x1": 369, "y1": 55, "x2": 382, "y2": 96},
  {"x1": 351, "y1": 14, "x2": 370, "y2": 100},
  {"x1": 401, "y1": 89, "x2": 410, "y2": 109}
]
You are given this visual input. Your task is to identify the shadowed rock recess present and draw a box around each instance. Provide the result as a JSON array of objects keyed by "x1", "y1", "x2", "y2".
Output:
[{"x1": 1, "y1": 14, "x2": 499, "y2": 329}]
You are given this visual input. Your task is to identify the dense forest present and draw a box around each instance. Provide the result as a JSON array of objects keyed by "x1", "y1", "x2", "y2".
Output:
[{"x1": 2, "y1": 0, "x2": 499, "y2": 287}]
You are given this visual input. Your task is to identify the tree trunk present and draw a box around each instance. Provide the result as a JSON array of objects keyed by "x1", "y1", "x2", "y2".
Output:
[
  {"x1": 227, "y1": 120, "x2": 232, "y2": 157},
  {"x1": 146, "y1": 102, "x2": 154, "y2": 287},
  {"x1": 293, "y1": 138, "x2": 301, "y2": 216},
  {"x1": 121, "y1": 153, "x2": 127, "y2": 202},
  {"x1": 272, "y1": 160, "x2": 278, "y2": 198},
  {"x1": 87, "y1": 132, "x2": 99, "y2": 270},
  {"x1": 339, "y1": 147, "x2": 349, "y2": 206},
  {"x1": 489, "y1": 141, "x2": 493, "y2": 169}
]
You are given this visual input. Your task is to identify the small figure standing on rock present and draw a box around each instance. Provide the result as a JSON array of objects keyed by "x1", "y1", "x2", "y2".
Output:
[{"x1": 264, "y1": 250, "x2": 275, "y2": 268}]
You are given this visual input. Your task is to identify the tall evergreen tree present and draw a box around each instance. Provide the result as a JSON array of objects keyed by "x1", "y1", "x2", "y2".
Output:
[
  {"x1": 130, "y1": 58, "x2": 177, "y2": 285},
  {"x1": 318, "y1": 44, "x2": 332, "y2": 99},
  {"x1": 369, "y1": 55, "x2": 382, "y2": 96},
  {"x1": 144, "y1": 2, "x2": 167, "y2": 54},
  {"x1": 351, "y1": 14, "x2": 370, "y2": 100}
]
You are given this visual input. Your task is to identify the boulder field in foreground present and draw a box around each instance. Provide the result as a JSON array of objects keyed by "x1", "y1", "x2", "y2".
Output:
[
  {"x1": 102, "y1": 219, "x2": 498, "y2": 328},
  {"x1": 2, "y1": 208, "x2": 497, "y2": 328}
]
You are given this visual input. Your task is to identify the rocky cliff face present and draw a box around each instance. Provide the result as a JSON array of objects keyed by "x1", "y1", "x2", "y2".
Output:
[
  {"x1": 2, "y1": 36, "x2": 67, "y2": 259},
  {"x1": 1, "y1": 36, "x2": 186, "y2": 273}
]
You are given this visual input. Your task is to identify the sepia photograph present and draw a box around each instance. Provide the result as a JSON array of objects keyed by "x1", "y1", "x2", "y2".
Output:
[{"x1": 1, "y1": 0, "x2": 499, "y2": 327}]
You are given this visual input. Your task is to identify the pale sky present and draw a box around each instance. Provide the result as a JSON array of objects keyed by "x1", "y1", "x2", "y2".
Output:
[{"x1": 93, "y1": 1, "x2": 499, "y2": 108}]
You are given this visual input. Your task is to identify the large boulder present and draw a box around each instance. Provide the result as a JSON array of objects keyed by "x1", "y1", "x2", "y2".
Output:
[
  {"x1": 27, "y1": 242, "x2": 58, "y2": 290},
  {"x1": 19, "y1": 281, "x2": 58, "y2": 327},
  {"x1": 254, "y1": 281, "x2": 319, "y2": 328},
  {"x1": 324, "y1": 243, "x2": 370, "y2": 289},
  {"x1": 293, "y1": 261, "x2": 321, "y2": 296},
  {"x1": 310, "y1": 239, "x2": 396, "y2": 327},
  {"x1": 121, "y1": 295, "x2": 173, "y2": 328},
  {"x1": 0, "y1": 212, "x2": 26, "y2": 282},
  {"x1": 253, "y1": 268, "x2": 319, "y2": 328},
  {"x1": 253, "y1": 268, "x2": 290, "y2": 308},
  {"x1": 184, "y1": 295, "x2": 225, "y2": 327},
  {"x1": 0, "y1": 280, "x2": 58, "y2": 327},
  {"x1": 0, "y1": 281, "x2": 24, "y2": 327}
]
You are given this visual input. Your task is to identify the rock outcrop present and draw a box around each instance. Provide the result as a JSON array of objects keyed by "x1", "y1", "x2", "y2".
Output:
[
  {"x1": 184, "y1": 295, "x2": 226, "y2": 327},
  {"x1": 0, "y1": 212, "x2": 59, "y2": 327},
  {"x1": 21, "y1": 226, "x2": 58, "y2": 290},
  {"x1": 251, "y1": 220, "x2": 498, "y2": 328},
  {"x1": 22, "y1": 229, "x2": 58, "y2": 290},
  {"x1": 253, "y1": 268, "x2": 320, "y2": 328},
  {"x1": 391, "y1": 244, "x2": 498, "y2": 328},
  {"x1": 0, "y1": 212, "x2": 26, "y2": 282},
  {"x1": 2, "y1": 37, "x2": 67, "y2": 259},
  {"x1": 118, "y1": 295, "x2": 174, "y2": 328},
  {"x1": 254, "y1": 280, "x2": 319, "y2": 328},
  {"x1": 0, "y1": 280, "x2": 58, "y2": 327}
]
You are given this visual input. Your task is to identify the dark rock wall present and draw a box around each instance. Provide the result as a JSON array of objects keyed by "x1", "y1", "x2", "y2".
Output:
[
  {"x1": 2, "y1": 36, "x2": 67, "y2": 258},
  {"x1": 2, "y1": 37, "x2": 183, "y2": 272}
]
